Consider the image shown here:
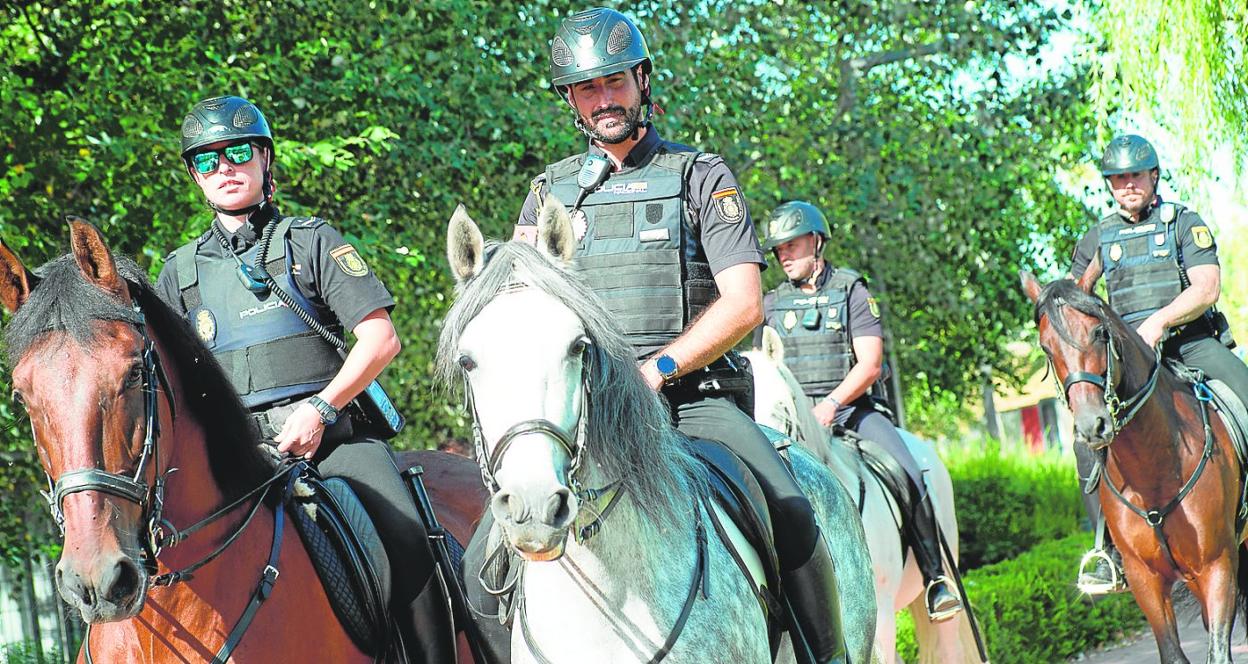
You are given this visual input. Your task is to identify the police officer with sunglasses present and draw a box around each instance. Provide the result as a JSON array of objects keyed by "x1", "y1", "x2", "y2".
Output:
[{"x1": 154, "y1": 95, "x2": 454, "y2": 661}]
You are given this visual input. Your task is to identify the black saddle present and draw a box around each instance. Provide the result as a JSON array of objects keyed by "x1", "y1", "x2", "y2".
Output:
[
  {"x1": 285, "y1": 463, "x2": 394, "y2": 658},
  {"x1": 1166, "y1": 359, "x2": 1248, "y2": 466},
  {"x1": 832, "y1": 428, "x2": 916, "y2": 533}
]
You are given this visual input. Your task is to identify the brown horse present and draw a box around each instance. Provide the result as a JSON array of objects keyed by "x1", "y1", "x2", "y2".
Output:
[
  {"x1": 0, "y1": 220, "x2": 487, "y2": 663},
  {"x1": 1022, "y1": 270, "x2": 1246, "y2": 664}
]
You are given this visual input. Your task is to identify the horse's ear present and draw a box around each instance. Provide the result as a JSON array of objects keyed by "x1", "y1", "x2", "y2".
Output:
[
  {"x1": 761, "y1": 325, "x2": 785, "y2": 363},
  {"x1": 535, "y1": 194, "x2": 577, "y2": 264},
  {"x1": 1075, "y1": 253, "x2": 1100, "y2": 294},
  {"x1": 1020, "y1": 270, "x2": 1042, "y2": 304},
  {"x1": 68, "y1": 217, "x2": 130, "y2": 302},
  {"x1": 0, "y1": 241, "x2": 37, "y2": 314},
  {"x1": 447, "y1": 204, "x2": 485, "y2": 284}
]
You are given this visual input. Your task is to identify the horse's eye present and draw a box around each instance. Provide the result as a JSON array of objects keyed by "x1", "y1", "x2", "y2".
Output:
[
  {"x1": 458, "y1": 355, "x2": 477, "y2": 372},
  {"x1": 124, "y1": 365, "x2": 143, "y2": 389},
  {"x1": 10, "y1": 391, "x2": 24, "y2": 408},
  {"x1": 570, "y1": 336, "x2": 591, "y2": 356}
]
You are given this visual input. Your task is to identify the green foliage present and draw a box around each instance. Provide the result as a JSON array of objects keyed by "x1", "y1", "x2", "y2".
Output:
[
  {"x1": 0, "y1": 1, "x2": 1094, "y2": 566},
  {"x1": 945, "y1": 440, "x2": 1084, "y2": 569},
  {"x1": 896, "y1": 533, "x2": 1144, "y2": 663}
]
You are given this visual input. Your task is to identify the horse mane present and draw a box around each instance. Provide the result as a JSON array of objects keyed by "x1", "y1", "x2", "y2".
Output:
[
  {"x1": 437, "y1": 240, "x2": 708, "y2": 528},
  {"x1": 4, "y1": 255, "x2": 272, "y2": 502},
  {"x1": 1033, "y1": 278, "x2": 1125, "y2": 349}
]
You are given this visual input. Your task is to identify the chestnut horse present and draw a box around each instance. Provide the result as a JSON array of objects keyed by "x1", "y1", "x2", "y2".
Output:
[
  {"x1": 0, "y1": 221, "x2": 487, "y2": 663},
  {"x1": 1022, "y1": 271, "x2": 1247, "y2": 664}
]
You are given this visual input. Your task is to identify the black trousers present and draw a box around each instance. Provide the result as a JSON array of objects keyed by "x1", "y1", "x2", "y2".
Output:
[
  {"x1": 1078, "y1": 333, "x2": 1248, "y2": 532},
  {"x1": 666, "y1": 391, "x2": 819, "y2": 567}
]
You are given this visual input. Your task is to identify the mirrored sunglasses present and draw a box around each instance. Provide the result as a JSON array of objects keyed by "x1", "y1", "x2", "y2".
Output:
[{"x1": 191, "y1": 142, "x2": 256, "y2": 174}]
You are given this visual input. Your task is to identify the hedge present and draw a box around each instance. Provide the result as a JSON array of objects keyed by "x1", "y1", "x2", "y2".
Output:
[
  {"x1": 896, "y1": 532, "x2": 1144, "y2": 663},
  {"x1": 944, "y1": 443, "x2": 1086, "y2": 569}
]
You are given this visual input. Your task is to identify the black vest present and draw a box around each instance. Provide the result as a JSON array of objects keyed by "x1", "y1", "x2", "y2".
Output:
[
  {"x1": 547, "y1": 147, "x2": 717, "y2": 357},
  {"x1": 1097, "y1": 203, "x2": 1186, "y2": 326},
  {"x1": 769, "y1": 268, "x2": 861, "y2": 399},
  {"x1": 172, "y1": 217, "x2": 343, "y2": 409}
]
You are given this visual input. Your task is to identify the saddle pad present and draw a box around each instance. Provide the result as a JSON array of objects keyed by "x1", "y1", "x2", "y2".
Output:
[
  {"x1": 287, "y1": 472, "x2": 391, "y2": 655},
  {"x1": 1206, "y1": 379, "x2": 1248, "y2": 469},
  {"x1": 690, "y1": 438, "x2": 781, "y2": 596}
]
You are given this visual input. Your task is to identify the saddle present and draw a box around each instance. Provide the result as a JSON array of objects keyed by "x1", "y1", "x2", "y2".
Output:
[
  {"x1": 285, "y1": 463, "x2": 393, "y2": 657},
  {"x1": 1164, "y1": 360, "x2": 1248, "y2": 467},
  {"x1": 831, "y1": 428, "x2": 915, "y2": 534}
]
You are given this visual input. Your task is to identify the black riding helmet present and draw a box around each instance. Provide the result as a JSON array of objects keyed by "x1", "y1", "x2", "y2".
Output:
[
  {"x1": 550, "y1": 8, "x2": 655, "y2": 133},
  {"x1": 180, "y1": 96, "x2": 274, "y2": 215},
  {"x1": 1099, "y1": 134, "x2": 1159, "y2": 177}
]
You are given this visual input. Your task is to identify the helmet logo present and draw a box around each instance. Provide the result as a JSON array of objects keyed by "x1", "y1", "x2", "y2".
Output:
[
  {"x1": 201, "y1": 99, "x2": 227, "y2": 111},
  {"x1": 233, "y1": 106, "x2": 258, "y2": 128},
  {"x1": 1132, "y1": 145, "x2": 1151, "y2": 162},
  {"x1": 606, "y1": 21, "x2": 633, "y2": 54}
]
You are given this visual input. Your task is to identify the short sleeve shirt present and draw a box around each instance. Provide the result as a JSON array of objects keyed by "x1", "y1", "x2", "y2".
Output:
[
  {"x1": 155, "y1": 207, "x2": 394, "y2": 331},
  {"x1": 1070, "y1": 199, "x2": 1220, "y2": 280},
  {"x1": 516, "y1": 128, "x2": 766, "y2": 275}
]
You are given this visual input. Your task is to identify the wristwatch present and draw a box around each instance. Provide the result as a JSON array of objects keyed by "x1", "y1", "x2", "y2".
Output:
[
  {"x1": 655, "y1": 354, "x2": 680, "y2": 384},
  {"x1": 823, "y1": 395, "x2": 843, "y2": 409},
  {"x1": 308, "y1": 395, "x2": 340, "y2": 426}
]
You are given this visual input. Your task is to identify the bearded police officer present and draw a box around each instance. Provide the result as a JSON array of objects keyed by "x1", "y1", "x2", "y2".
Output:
[
  {"x1": 155, "y1": 96, "x2": 453, "y2": 661},
  {"x1": 1070, "y1": 134, "x2": 1248, "y2": 594},
  {"x1": 462, "y1": 8, "x2": 848, "y2": 664},
  {"x1": 761, "y1": 201, "x2": 963, "y2": 622}
]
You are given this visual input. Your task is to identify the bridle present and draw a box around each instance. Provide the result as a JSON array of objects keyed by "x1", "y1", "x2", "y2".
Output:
[
  {"x1": 1055, "y1": 323, "x2": 1162, "y2": 438},
  {"x1": 42, "y1": 304, "x2": 177, "y2": 576}
]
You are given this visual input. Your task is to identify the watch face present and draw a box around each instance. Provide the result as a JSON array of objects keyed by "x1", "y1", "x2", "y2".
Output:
[{"x1": 656, "y1": 355, "x2": 678, "y2": 377}]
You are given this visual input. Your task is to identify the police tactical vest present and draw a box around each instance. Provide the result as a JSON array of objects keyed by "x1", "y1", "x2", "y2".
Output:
[
  {"x1": 1097, "y1": 203, "x2": 1186, "y2": 326},
  {"x1": 172, "y1": 217, "x2": 343, "y2": 409},
  {"x1": 546, "y1": 148, "x2": 717, "y2": 357},
  {"x1": 770, "y1": 269, "x2": 862, "y2": 399}
]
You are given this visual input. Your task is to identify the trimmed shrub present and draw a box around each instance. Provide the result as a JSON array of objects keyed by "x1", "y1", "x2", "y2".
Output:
[
  {"x1": 944, "y1": 441, "x2": 1086, "y2": 569},
  {"x1": 896, "y1": 533, "x2": 1144, "y2": 662}
]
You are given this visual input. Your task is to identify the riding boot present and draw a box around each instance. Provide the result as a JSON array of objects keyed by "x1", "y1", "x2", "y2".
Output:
[
  {"x1": 780, "y1": 529, "x2": 847, "y2": 664},
  {"x1": 395, "y1": 569, "x2": 457, "y2": 664},
  {"x1": 462, "y1": 510, "x2": 515, "y2": 664},
  {"x1": 908, "y1": 490, "x2": 962, "y2": 622}
]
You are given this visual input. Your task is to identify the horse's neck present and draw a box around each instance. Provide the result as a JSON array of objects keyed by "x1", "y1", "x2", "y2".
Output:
[{"x1": 1108, "y1": 371, "x2": 1192, "y2": 490}]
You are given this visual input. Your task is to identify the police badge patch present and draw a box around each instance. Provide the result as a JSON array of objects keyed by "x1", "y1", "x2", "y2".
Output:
[
  {"x1": 711, "y1": 187, "x2": 744, "y2": 223},
  {"x1": 1192, "y1": 226, "x2": 1214, "y2": 249},
  {"x1": 867, "y1": 297, "x2": 880, "y2": 319},
  {"x1": 570, "y1": 209, "x2": 589, "y2": 241},
  {"x1": 783, "y1": 310, "x2": 798, "y2": 331},
  {"x1": 330, "y1": 244, "x2": 369, "y2": 277},
  {"x1": 1109, "y1": 243, "x2": 1123, "y2": 262},
  {"x1": 194, "y1": 308, "x2": 216, "y2": 343}
]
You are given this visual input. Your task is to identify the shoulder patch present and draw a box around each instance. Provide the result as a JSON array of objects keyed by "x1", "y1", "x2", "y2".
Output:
[
  {"x1": 1192, "y1": 226, "x2": 1214, "y2": 249},
  {"x1": 867, "y1": 297, "x2": 880, "y2": 319},
  {"x1": 711, "y1": 187, "x2": 745, "y2": 223},
  {"x1": 330, "y1": 244, "x2": 369, "y2": 277}
]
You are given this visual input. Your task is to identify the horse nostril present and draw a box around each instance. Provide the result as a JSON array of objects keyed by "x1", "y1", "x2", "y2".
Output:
[
  {"x1": 545, "y1": 489, "x2": 572, "y2": 526},
  {"x1": 494, "y1": 491, "x2": 531, "y2": 524},
  {"x1": 103, "y1": 558, "x2": 141, "y2": 604}
]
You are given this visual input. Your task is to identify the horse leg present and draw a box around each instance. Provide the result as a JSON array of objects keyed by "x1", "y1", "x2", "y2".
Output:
[
  {"x1": 875, "y1": 602, "x2": 897, "y2": 664},
  {"x1": 1125, "y1": 559, "x2": 1188, "y2": 664},
  {"x1": 1189, "y1": 553, "x2": 1238, "y2": 664}
]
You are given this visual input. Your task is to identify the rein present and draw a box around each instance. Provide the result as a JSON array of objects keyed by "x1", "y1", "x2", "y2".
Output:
[{"x1": 1058, "y1": 330, "x2": 1162, "y2": 435}]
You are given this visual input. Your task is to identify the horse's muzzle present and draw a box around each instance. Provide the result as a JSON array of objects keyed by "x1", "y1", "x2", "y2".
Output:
[
  {"x1": 491, "y1": 484, "x2": 578, "y2": 561},
  {"x1": 56, "y1": 553, "x2": 147, "y2": 623}
]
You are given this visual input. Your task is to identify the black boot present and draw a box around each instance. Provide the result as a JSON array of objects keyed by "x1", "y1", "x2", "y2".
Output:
[
  {"x1": 908, "y1": 491, "x2": 962, "y2": 622},
  {"x1": 395, "y1": 569, "x2": 457, "y2": 663},
  {"x1": 781, "y1": 530, "x2": 847, "y2": 664}
]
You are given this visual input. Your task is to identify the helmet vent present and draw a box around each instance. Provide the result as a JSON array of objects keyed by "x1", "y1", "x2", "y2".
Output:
[
  {"x1": 201, "y1": 98, "x2": 226, "y2": 111},
  {"x1": 181, "y1": 115, "x2": 203, "y2": 139},
  {"x1": 552, "y1": 36, "x2": 573, "y2": 67},
  {"x1": 233, "y1": 106, "x2": 258, "y2": 128},
  {"x1": 606, "y1": 21, "x2": 632, "y2": 54}
]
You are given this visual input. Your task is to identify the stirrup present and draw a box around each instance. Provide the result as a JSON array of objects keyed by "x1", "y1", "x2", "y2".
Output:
[
  {"x1": 1076, "y1": 549, "x2": 1128, "y2": 595},
  {"x1": 924, "y1": 576, "x2": 962, "y2": 622}
]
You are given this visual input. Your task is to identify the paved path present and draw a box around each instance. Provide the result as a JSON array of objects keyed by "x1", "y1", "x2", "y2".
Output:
[{"x1": 1074, "y1": 613, "x2": 1248, "y2": 662}]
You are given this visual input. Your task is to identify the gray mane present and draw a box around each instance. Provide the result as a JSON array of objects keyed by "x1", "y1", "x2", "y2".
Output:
[{"x1": 437, "y1": 240, "x2": 708, "y2": 527}]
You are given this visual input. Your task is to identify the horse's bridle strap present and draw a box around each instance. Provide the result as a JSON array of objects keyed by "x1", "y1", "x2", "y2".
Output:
[
  {"x1": 488, "y1": 419, "x2": 578, "y2": 479},
  {"x1": 53, "y1": 470, "x2": 149, "y2": 508}
]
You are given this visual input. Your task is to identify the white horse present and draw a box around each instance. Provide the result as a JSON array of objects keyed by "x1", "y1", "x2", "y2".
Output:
[
  {"x1": 439, "y1": 199, "x2": 878, "y2": 663},
  {"x1": 745, "y1": 329, "x2": 985, "y2": 664}
]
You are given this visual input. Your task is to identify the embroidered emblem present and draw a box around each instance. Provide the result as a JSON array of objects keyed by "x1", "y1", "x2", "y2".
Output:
[
  {"x1": 783, "y1": 310, "x2": 798, "y2": 331},
  {"x1": 1192, "y1": 226, "x2": 1213, "y2": 249},
  {"x1": 571, "y1": 209, "x2": 589, "y2": 241},
  {"x1": 712, "y1": 187, "x2": 744, "y2": 223},
  {"x1": 868, "y1": 297, "x2": 880, "y2": 319},
  {"x1": 330, "y1": 244, "x2": 369, "y2": 277},
  {"x1": 1109, "y1": 243, "x2": 1123, "y2": 262},
  {"x1": 194, "y1": 308, "x2": 216, "y2": 343},
  {"x1": 1153, "y1": 233, "x2": 1166, "y2": 246}
]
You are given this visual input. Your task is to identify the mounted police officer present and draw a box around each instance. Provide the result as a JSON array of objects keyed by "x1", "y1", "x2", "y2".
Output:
[
  {"x1": 761, "y1": 201, "x2": 963, "y2": 622},
  {"x1": 462, "y1": 8, "x2": 848, "y2": 664},
  {"x1": 1070, "y1": 134, "x2": 1248, "y2": 594},
  {"x1": 155, "y1": 96, "x2": 453, "y2": 661}
]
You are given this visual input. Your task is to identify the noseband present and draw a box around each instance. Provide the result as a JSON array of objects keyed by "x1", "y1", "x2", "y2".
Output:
[
  {"x1": 43, "y1": 305, "x2": 176, "y2": 574},
  {"x1": 1057, "y1": 325, "x2": 1162, "y2": 437}
]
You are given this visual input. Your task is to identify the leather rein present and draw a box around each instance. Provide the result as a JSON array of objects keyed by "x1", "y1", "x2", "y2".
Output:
[{"x1": 41, "y1": 302, "x2": 294, "y2": 664}]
